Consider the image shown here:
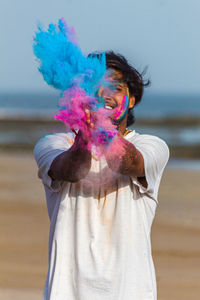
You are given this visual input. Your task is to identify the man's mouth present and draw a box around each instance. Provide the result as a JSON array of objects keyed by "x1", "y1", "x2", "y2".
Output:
[
  {"x1": 104, "y1": 104, "x2": 114, "y2": 110},
  {"x1": 104, "y1": 100, "x2": 117, "y2": 110}
]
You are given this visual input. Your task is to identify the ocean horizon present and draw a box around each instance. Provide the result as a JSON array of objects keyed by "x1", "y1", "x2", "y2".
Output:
[
  {"x1": 0, "y1": 91, "x2": 200, "y2": 161},
  {"x1": 0, "y1": 91, "x2": 200, "y2": 119}
]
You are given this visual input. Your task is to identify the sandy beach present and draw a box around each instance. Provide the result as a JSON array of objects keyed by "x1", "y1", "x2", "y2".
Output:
[{"x1": 0, "y1": 151, "x2": 199, "y2": 300}]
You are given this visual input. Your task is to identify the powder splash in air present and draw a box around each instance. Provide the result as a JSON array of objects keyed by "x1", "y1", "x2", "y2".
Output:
[{"x1": 33, "y1": 18, "x2": 126, "y2": 158}]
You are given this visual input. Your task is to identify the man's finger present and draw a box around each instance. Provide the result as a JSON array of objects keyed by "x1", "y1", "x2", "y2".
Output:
[
  {"x1": 85, "y1": 109, "x2": 90, "y2": 123},
  {"x1": 85, "y1": 109, "x2": 95, "y2": 129}
]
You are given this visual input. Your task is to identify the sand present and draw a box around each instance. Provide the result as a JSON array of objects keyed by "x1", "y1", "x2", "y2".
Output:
[{"x1": 0, "y1": 151, "x2": 199, "y2": 300}]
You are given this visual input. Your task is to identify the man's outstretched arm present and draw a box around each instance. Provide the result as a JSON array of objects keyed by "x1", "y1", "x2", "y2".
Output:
[{"x1": 105, "y1": 134, "x2": 147, "y2": 188}]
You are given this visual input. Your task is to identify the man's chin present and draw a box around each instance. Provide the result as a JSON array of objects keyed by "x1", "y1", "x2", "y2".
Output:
[
  {"x1": 112, "y1": 119, "x2": 120, "y2": 125},
  {"x1": 111, "y1": 119, "x2": 122, "y2": 130},
  {"x1": 109, "y1": 116, "x2": 119, "y2": 125}
]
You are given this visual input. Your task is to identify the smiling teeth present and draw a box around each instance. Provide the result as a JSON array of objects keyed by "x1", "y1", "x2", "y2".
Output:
[{"x1": 105, "y1": 105, "x2": 113, "y2": 110}]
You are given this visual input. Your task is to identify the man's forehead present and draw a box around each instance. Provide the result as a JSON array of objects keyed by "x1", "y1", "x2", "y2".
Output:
[
  {"x1": 108, "y1": 69, "x2": 122, "y2": 79},
  {"x1": 105, "y1": 69, "x2": 125, "y2": 84}
]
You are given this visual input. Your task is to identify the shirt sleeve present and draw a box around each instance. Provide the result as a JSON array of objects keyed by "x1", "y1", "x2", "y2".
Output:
[
  {"x1": 130, "y1": 134, "x2": 170, "y2": 199},
  {"x1": 33, "y1": 133, "x2": 72, "y2": 192}
]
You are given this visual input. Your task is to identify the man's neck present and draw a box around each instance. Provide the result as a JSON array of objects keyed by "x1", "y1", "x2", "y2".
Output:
[{"x1": 117, "y1": 115, "x2": 128, "y2": 136}]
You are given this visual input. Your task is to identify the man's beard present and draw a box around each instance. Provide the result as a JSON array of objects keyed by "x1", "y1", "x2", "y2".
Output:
[{"x1": 112, "y1": 113, "x2": 127, "y2": 129}]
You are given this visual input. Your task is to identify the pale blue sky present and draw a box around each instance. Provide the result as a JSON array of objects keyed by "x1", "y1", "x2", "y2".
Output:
[{"x1": 0, "y1": 0, "x2": 199, "y2": 93}]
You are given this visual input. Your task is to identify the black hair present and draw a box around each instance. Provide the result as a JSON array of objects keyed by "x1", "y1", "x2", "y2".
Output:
[
  {"x1": 88, "y1": 51, "x2": 150, "y2": 126},
  {"x1": 105, "y1": 51, "x2": 150, "y2": 126}
]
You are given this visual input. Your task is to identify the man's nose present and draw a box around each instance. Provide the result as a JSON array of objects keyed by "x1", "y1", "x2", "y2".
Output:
[
  {"x1": 104, "y1": 95, "x2": 112, "y2": 101},
  {"x1": 98, "y1": 86, "x2": 113, "y2": 99}
]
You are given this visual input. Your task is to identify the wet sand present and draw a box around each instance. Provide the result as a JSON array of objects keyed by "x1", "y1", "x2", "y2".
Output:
[{"x1": 0, "y1": 151, "x2": 199, "y2": 299}]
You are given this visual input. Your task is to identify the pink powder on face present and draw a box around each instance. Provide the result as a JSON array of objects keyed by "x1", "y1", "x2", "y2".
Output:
[{"x1": 113, "y1": 95, "x2": 129, "y2": 121}]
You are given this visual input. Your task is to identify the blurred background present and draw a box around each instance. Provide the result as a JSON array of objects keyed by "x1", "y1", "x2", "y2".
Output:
[{"x1": 0, "y1": 0, "x2": 199, "y2": 299}]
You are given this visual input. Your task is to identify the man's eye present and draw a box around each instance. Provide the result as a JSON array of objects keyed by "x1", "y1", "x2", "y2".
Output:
[{"x1": 116, "y1": 86, "x2": 122, "y2": 91}]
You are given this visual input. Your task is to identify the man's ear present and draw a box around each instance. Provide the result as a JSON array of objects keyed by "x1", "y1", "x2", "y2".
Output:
[{"x1": 129, "y1": 96, "x2": 135, "y2": 109}]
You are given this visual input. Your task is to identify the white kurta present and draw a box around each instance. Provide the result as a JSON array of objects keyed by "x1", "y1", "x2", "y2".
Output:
[{"x1": 34, "y1": 130, "x2": 169, "y2": 300}]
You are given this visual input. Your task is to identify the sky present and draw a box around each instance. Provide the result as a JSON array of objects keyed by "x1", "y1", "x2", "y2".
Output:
[{"x1": 0, "y1": 0, "x2": 199, "y2": 94}]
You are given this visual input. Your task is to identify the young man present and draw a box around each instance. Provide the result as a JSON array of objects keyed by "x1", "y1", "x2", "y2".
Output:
[{"x1": 34, "y1": 51, "x2": 169, "y2": 300}]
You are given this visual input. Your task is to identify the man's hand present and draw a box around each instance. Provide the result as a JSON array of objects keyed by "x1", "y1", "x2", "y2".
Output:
[
  {"x1": 48, "y1": 109, "x2": 94, "y2": 183},
  {"x1": 104, "y1": 133, "x2": 147, "y2": 187},
  {"x1": 85, "y1": 109, "x2": 95, "y2": 129},
  {"x1": 74, "y1": 108, "x2": 95, "y2": 144}
]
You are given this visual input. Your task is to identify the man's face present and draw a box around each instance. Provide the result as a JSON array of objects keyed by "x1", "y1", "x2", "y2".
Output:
[{"x1": 98, "y1": 69, "x2": 135, "y2": 123}]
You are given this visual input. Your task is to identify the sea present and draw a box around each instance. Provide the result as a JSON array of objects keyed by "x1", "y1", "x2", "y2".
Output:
[{"x1": 0, "y1": 91, "x2": 200, "y2": 170}]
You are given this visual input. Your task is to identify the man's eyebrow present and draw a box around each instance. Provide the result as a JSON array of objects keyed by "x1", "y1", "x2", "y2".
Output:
[
  {"x1": 115, "y1": 83, "x2": 125, "y2": 89},
  {"x1": 111, "y1": 80, "x2": 123, "y2": 86}
]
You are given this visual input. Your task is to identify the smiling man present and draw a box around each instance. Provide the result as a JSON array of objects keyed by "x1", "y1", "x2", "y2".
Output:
[{"x1": 34, "y1": 51, "x2": 169, "y2": 300}]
